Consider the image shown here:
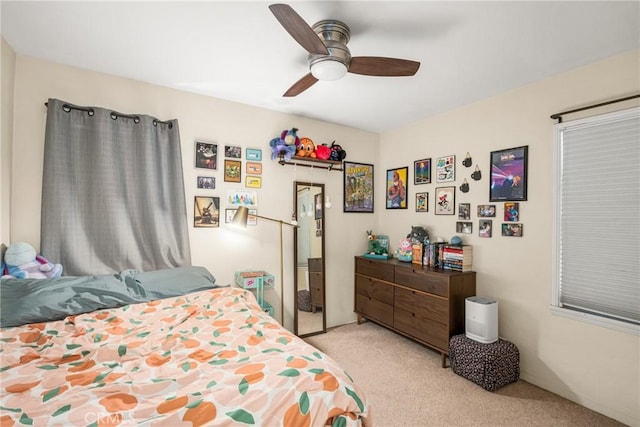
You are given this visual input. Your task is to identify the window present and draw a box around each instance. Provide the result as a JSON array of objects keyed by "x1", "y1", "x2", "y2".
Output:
[{"x1": 552, "y1": 107, "x2": 639, "y2": 334}]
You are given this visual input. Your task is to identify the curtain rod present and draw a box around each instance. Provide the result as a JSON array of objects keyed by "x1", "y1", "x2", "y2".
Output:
[
  {"x1": 44, "y1": 102, "x2": 174, "y2": 128},
  {"x1": 550, "y1": 94, "x2": 640, "y2": 123}
]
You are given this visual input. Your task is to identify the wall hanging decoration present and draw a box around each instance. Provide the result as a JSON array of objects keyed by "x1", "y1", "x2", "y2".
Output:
[
  {"x1": 226, "y1": 208, "x2": 257, "y2": 225},
  {"x1": 435, "y1": 186, "x2": 455, "y2": 215},
  {"x1": 246, "y1": 162, "x2": 262, "y2": 175},
  {"x1": 501, "y1": 223, "x2": 523, "y2": 237},
  {"x1": 415, "y1": 192, "x2": 429, "y2": 212},
  {"x1": 197, "y1": 176, "x2": 215, "y2": 189},
  {"x1": 477, "y1": 204, "x2": 496, "y2": 217},
  {"x1": 471, "y1": 165, "x2": 482, "y2": 181},
  {"x1": 463, "y1": 152, "x2": 472, "y2": 167},
  {"x1": 245, "y1": 176, "x2": 262, "y2": 188},
  {"x1": 479, "y1": 220, "x2": 493, "y2": 238},
  {"x1": 194, "y1": 196, "x2": 220, "y2": 228},
  {"x1": 459, "y1": 178, "x2": 469, "y2": 193},
  {"x1": 504, "y1": 202, "x2": 520, "y2": 222},
  {"x1": 490, "y1": 146, "x2": 528, "y2": 201},
  {"x1": 225, "y1": 145, "x2": 242, "y2": 158},
  {"x1": 436, "y1": 155, "x2": 455, "y2": 182},
  {"x1": 386, "y1": 166, "x2": 408, "y2": 209},
  {"x1": 246, "y1": 148, "x2": 262, "y2": 161},
  {"x1": 458, "y1": 203, "x2": 471, "y2": 220},
  {"x1": 227, "y1": 190, "x2": 257, "y2": 207},
  {"x1": 343, "y1": 161, "x2": 374, "y2": 213},
  {"x1": 414, "y1": 158, "x2": 431, "y2": 184},
  {"x1": 224, "y1": 159, "x2": 242, "y2": 183},
  {"x1": 195, "y1": 141, "x2": 218, "y2": 170},
  {"x1": 456, "y1": 221, "x2": 473, "y2": 234}
]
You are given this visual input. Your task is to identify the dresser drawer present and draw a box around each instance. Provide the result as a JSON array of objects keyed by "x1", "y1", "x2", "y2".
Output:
[
  {"x1": 395, "y1": 267, "x2": 448, "y2": 297},
  {"x1": 310, "y1": 286, "x2": 323, "y2": 306},
  {"x1": 355, "y1": 258, "x2": 394, "y2": 282},
  {"x1": 309, "y1": 271, "x2": 323, "y2": 288},
  {"x1": 394, "y1": 307, "x2": 449, "y2": 351},
  {"x1": 355, "y1": 294, "x2": 393, "y2": 326},
  {"x1": 308, "y1": 258, "x2": 323, "y2": 272},
  {"x1": 355, "y1": 275, "x2": 394, "y2": 305},
  {"x1": 394, "y1": 287, "x2": 447, "y2": 324}
]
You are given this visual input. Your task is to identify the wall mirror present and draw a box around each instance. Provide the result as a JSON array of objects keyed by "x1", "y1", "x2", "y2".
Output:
[{"x1": 293, "y1": 181, "x2": 326, "y2": 337}]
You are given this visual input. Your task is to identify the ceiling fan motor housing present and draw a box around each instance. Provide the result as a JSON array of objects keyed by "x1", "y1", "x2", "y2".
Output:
[{"x1": 309, "y1": 20, "x2": 352, "y2": 69}]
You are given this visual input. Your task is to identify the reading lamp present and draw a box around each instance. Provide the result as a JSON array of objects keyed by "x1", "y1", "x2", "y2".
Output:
[{"x1": 231, "y1": 206, "x2": 298, "y2": 324}]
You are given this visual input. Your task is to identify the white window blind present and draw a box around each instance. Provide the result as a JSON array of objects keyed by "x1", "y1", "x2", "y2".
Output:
[{"x1": 552, "y1": 107, "x2": 639, "y2": 332}]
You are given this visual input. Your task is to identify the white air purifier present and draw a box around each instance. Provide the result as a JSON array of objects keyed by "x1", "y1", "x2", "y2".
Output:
[{"x1": 465, "y1": 296, "x2": 498, "y2": 344}]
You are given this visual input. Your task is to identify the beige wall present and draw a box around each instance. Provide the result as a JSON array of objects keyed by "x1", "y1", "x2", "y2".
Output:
[
  {"x1": 378, "y1": 49, "x2": 640, "y2": 426},
  {"x1": 5, "y1": 46, "x2": 639, "y2": 425},
  {"x1": 1, "y1": 37, "x2": 16, "y2": 244},
  {"x1": 8, "y1": 55, "x2": 379, "y2": 331}
]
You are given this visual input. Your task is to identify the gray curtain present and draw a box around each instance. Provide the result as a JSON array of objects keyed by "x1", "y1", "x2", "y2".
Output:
[{"x1": 41, "y1": 98, "x2": 191, "y2": 275}]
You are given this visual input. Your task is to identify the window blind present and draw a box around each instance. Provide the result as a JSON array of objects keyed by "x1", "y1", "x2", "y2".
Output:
[{"x1": 553, "y1": 107, "x2": 639, "y2": 326}]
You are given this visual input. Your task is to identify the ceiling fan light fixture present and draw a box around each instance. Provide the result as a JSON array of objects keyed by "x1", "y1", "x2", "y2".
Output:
[{"x1": 310, "y1": 59, "x2": 348, "y2": 81}]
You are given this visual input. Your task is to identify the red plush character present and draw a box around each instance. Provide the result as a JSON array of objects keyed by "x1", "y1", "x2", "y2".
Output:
[{"x1": 315, "y1": 143, "x2": 331, "y2": 160}]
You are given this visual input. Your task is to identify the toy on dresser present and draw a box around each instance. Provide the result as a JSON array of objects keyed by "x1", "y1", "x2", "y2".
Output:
[{"x1": 363, "y1": 230, "x2": 391, "y2": 259}]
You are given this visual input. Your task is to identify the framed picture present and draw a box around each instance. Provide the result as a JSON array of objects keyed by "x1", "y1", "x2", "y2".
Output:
[
  {"x1": 435, "y1": 186, "x2": 455, "y2": 215},
  {"x1": 245, "y1": 176, "x2": 262, "y2": 188},
  {"x1": 504, "y1": 202, "x2": 520, "y2": 222},
  {"x1": 246, "y1": 148, "x2": 262, "y2": 161},
  {"x1": 458, "y1": 203, "x2": 471, "y2": 220},
  {"x1": 386, "y1": 166, "x2": 408, "y2": 209},
  {"x1": 478, "y1": 204, "x2": 496, "y2": 217},
  {"x1": 197, "y1": 176, "x2": 215, "y2": 189},
  {"x1": 343, "y1": 161, "x2": 374, "y2": 213},
  {"x1": 416, "y1": 192, "x2": 429, "y2": 212},
  {"x1": 194, "y1": 196, "x2": 219, "y2": 228},
  {"x1": 490, "y1": 145, "x2": 528, "y2": 201},
  {"x1": 225, "y1": 145, "x2": 241, "y2": 158},
  {"x1": 502, "y1": 223, "x2": 523, "y2": 237},
  {"x1": 314, "y1": 193, "x2": 323, "y2": 219},
  {"x1": 225, "y1": 208, "x2": 257, "y2": 225},
  {"x1": 456, "y1": 221, "x2": 473, "y2": 234},
  {"x1": 479, "y1": 220, "x2": 493, "y2": 237},
  {"x1": 414, "y1": 158, "x2": 431, "y2": 185},
  {"x1": 227, "y1": 190, "x2": 257, "y2": 207},
  {"x1": 224, "y1": 159, "x2": 241, "y2": 183},
  {"x1": 195, "y1": 141, "x2": 217, "y2": 170},
  {"x1": 436, "y1": 155, "x2": 455, "y2": 183},
  {"x1": 246, "y1": 162, "x2": 262, "y2": 175}
]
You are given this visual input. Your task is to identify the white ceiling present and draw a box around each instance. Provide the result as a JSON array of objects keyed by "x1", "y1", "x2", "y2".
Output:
[{"x1": 2, "y1": 1, "x2": 639, "y2": 133}]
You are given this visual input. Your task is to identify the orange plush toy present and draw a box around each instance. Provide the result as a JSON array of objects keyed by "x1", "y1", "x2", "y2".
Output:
[{"x1": 296, "y1": 137, "x2": 316, "y2": 158}]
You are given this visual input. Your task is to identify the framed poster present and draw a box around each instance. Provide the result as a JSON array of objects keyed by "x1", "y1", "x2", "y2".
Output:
[
  {"x1": 195, "y1": 141, "x2": 217, "y2": 170},
  {"x1": 414, "y1": 158, "x2": 431, "y2": 185},
  {"x1": 477, "y1": 204, "x2": 496, "y2": 217},
  {"x1": 435, "y1": 186, "x2": 455, "y2": 215},
  {"x1": 415, "y1": 192, "x2": 429, "y2": 212},
  {"x1": 225, "y1": 145, "x2": 242, "y2": 158},
  {"x1": 490, "y1": 145, "x2": 528, "y2": 201},
  {"x1": 197, "y1": 176, "x2": 215, "y2": 189},
  {"x1": 456, "y1": 221, "x2": 473, "y2": 234},
  {"x1": 386, "y1": 166, "x2": 408, "y2": 209},
  {"x1": 436, "y1": 155, "x2": 455, "y2": 183},
  {"x1": 224, "y1": 159, "x2": 241, "y2": 183},
  {"x1": 502, "y1": 223, "x2": 523, "y2": 237},
  {"x1": 458, "y1": 203, "x2": 471, "y2": 220},
  {"x1": 343, "y1": 161, "x2": 374, "y2": 213},
  {"x1": 194, "y1": 196, "x2": 219, "y2": 228},
  {"x1": 226, "y1": 208, "x2": 257, "y2": 225},
  {"x1": 504, "y1": 202, "x2": 520, "y2": 222},
  {"x1": 479, "y1": 220, "x2": 493, "y2": 237},
  {"x1": 246, "y1": 148, "x2": 262, "y2": 161},
  {"x1": 246, "y1": 162, "x2": 262, "y2": 175},
  {"x1": 245, "y1": 176, "x2": 262, "y2": 188}
]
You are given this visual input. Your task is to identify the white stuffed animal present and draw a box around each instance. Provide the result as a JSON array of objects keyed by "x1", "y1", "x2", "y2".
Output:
[{"x1": 1, "y1": 242, "x2": 63, "y2": 279}]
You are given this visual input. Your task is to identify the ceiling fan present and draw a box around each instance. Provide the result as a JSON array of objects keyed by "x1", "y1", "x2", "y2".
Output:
[{"x1": 269, "y1": 3, "x2": 421, "y2": 97}]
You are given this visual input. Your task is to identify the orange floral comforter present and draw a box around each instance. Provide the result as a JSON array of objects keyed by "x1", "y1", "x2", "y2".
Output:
[{"x1": 0, "y1": 287, "x2": 371, "y2": 426}]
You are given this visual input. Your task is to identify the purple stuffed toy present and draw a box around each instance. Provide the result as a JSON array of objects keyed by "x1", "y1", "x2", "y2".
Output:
[
  {"x1": 1, "y1": 242, "x2": 63, "y2": 279},
  {"x1": 270, "y1": 127, "x2": 300, "y2": 161}
]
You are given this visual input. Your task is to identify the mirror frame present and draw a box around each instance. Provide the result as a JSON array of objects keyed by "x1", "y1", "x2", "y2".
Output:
[{"x1": 293, "y1": 181, "x2": 327, "y2": 337}]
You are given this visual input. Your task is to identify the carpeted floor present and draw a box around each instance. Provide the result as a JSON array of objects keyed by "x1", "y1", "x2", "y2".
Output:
[{"x1": 305, "y1": 321, "x2": 624, "y2": 427}]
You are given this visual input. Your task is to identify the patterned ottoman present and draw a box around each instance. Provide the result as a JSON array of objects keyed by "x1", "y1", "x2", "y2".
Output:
[{"x1": 449, "y1": 334, "x2": 520, "y2": 391}]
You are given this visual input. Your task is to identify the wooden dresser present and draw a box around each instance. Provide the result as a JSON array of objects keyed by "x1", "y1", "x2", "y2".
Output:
[
  {"x1": 354, "y1": 256, "x2": 476, "y2": 367},
  {"x1": 308, "y1": 258, "x2": 324, "y2": 313}
]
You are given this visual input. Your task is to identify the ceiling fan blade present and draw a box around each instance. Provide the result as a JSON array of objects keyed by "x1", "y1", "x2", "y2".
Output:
[
  {"x1": 349, "y1": 56, "x2": 420, "y2": 77},
  {"x1": 269, "y1": 4, "x2": 329, "y2": 55},
  {"x1": 283, "y1": 73, "x2": 319, "y2": 97}
]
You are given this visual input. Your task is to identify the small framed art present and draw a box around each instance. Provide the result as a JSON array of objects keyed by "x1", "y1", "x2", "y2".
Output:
[
  {"x1": 246, "y1": 148, "x2": 262, "y2": 161},
  {"x1": 435, "y1": 186, "x2": 455, "y2": 215},
  {"x1": 225, "y1": 208, "x2": 257, "y2": 225},
  {"x1": 386, "y1": 166, "x2": 408, "y2": 209},
  {"x1": 245, "y1": 176, "x2": 262, "y2": 188},
  {"x1": 458, "y1": 203, "x2": 471, "y2": 220},
  {"x1": 414, "y1": 158, "x2": 431, "y2": 185},
  {"x1": 504, "y1": 202, "x2": 519, "y2": 222},
  {"x1": 195, "y1": 141, "x2": 217, "y2": 170},
  {"x1": 225, "y1": 145, "x2": 241, "y2": 158},
  {"x1": 197, "y1": 176, "x2": 215, "y2": 189},
  {"x1": 314, "y1": 193, "x2": 323, "y2": 219},
  {"x1": 194, "y1": 196, "x2": 219, "y2": 228},
  {"x1": 416, "y1": 192, "x2": 428, "y2": 212},
  {"x1": 490, "y1": 145, "x2": 528, "y2": 201},
  {"x1": 246, "y1": 162, "x2": 262, "y2": 175},
  {"x1": 436, "y1": 155, "x2": 455, "y2": 183},
  {"x1": 502, "y1": 223, "x2": 523, "y2": 237},
  {"x1": 478, "y1": 204, "x2": 496, "y2": 217},
  {"x1": 479, "y1": 220, "x2": 493, "y2": 237},
  {"x1": 456, "y1": 221, "x2": 473, "y2": 234},
  {"x1": 224, "y1": 159, "x2": 241, "y2": 183},
  {"x1": 344, "y1": 161, "x2": 374, "y2": 213}
]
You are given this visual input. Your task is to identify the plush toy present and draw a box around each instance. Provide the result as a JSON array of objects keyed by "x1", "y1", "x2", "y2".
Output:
[
  {"x1": 329, "y1": 141, "x2": 347, "y2": 161},
  {"x1": 1, "y1": 242, "x2": 63, "y2": 279},
  {"x1": 315, "y1": 143, "x2": 331, "y2": 160},
  {"x1": 270, "y1": 127, "x2": 300, "y2": 161},
  {"x1": 407, "y1": 226, "x2": 429, "y2": 245},
  {"x1": 395, "y1": 238, "x2": 413, "y2": 262},
  {"x1": 296, "y1": 137, "x2": 316, "y2": 158}
]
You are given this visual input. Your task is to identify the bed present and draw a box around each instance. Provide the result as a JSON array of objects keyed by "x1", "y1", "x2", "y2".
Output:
[{"x1": 0, "y1": 267, "x2": 372, "y2": 426}]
